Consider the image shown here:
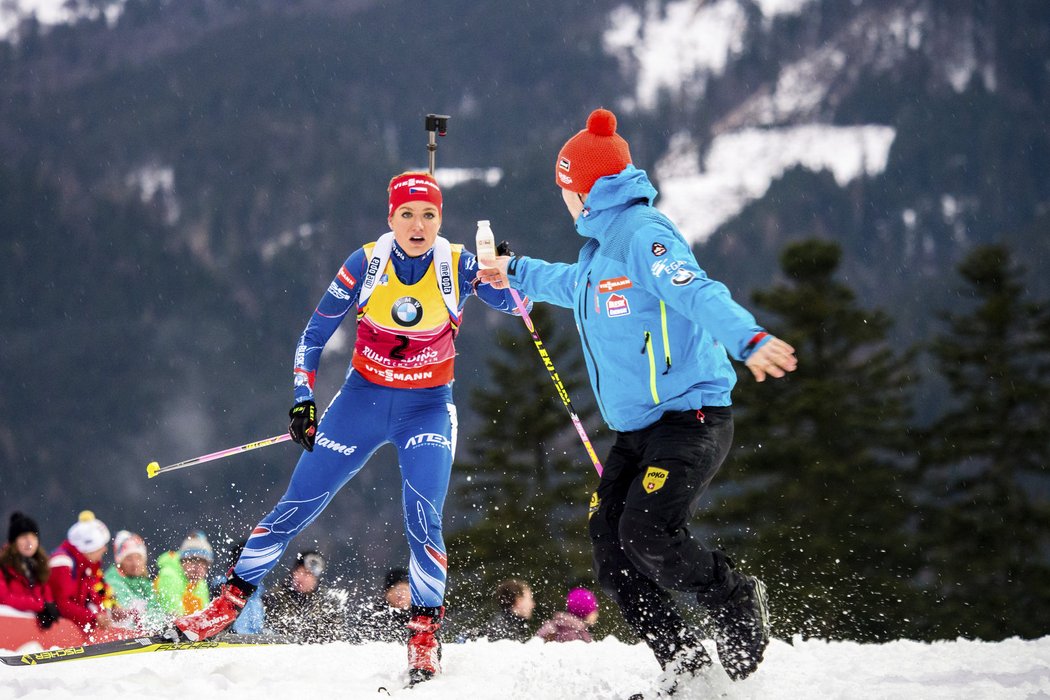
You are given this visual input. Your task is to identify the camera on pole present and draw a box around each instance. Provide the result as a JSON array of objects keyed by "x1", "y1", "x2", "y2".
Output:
[{"x1": 425, "y1": 114, "x2": 450, "y2": 176}]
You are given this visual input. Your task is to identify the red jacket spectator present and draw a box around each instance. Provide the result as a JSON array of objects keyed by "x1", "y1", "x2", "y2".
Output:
[
  {"x1": 48, "y1": 511, "x2": 114, "y2": 631},
  {"x1": 0, "y1": 512, "x2": 56, "y2": 625},
  {"x1": 0, "y1": 556, "x2": 54, "y2": 614}
]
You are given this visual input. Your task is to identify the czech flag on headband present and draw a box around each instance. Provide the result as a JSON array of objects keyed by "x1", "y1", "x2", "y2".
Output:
[{"x1": 388, "y1": 172, "x2": 443, "y2": 216}]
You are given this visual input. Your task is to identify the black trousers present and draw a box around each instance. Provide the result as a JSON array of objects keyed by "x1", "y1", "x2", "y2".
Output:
[{"x1": 589, "y1": 407, "x2": 735, "y2": 666}]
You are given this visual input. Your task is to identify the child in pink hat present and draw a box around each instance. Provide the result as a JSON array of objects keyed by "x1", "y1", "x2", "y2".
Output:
[{"x1": 536, "y1": 587, "x2": 599, "y2": 643}]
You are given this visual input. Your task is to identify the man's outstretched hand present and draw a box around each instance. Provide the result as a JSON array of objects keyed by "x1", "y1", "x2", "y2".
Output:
[
  {"x1": 745, "y1": 337, "x2": 798, "y2": 382},
  {"x1": 477, "y1": 256, "x2": 511, "y2": 288}
]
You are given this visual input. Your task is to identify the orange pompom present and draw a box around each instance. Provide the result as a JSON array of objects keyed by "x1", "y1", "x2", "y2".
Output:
[{"x1": 586, "y1": 109, "x2": 617, "y2": 137}]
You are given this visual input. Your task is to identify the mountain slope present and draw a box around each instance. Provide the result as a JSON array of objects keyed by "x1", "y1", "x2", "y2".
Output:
[{"x1": 0, "y1": 0, "x2": 1047, "y2": 596}]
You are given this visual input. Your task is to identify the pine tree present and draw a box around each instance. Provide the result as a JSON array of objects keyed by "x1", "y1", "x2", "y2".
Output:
[
  {"x1": 700, "y1": 239, "x2": 922, "y2": 641},
  {"x1": 444, "y1": 305, "x2": 607, "y2": 633},
  {"x1": 918, "y1": 245, "x2": 1050, "y2": 640}
]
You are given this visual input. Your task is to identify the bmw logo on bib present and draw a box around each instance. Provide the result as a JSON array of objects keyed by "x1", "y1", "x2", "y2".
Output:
[{"x1": 392, "y1": 296, "x2": 423, "y2": 327}]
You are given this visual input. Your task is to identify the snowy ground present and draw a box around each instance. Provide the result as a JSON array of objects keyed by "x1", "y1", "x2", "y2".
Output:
[{"x1": 2, "y1": 635, "x2": 1048, "y2": 700}]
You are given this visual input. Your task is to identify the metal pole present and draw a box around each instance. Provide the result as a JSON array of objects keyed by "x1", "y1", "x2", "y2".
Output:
[{"x1": 424, "y1": 114, "x2": 450, "y2": 176}]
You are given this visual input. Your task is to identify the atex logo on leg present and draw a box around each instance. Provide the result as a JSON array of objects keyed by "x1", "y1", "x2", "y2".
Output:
[{"x1": 405, "y1": 433, "x2": 452, "y2": 450}]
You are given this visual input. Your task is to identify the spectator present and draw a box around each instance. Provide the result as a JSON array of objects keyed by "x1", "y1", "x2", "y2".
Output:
[
  {"x1": 482, "y1": 579, "x2": 535, "y2": 642},
  {"x1": 346, "y1": 567, "x2": 412, "y2": 643},
  {"x1": 0, "y1": 511, "x2": 60, "y2": 629},
  {"x1": 263, "y1": 550, "x2": 344, "y2": 642},
  {"x1": 48, "y1": 510, "x2": 114, "y2": 633},
  {"x1": 536, "y1": 588, "x2": 599, "y2": 643},
  {"x1": 155, "y1": 531, "x2": 213, "y2": 616},
  {"x1": 104, "y1": 530, "x2": 164, "y2": 630}
]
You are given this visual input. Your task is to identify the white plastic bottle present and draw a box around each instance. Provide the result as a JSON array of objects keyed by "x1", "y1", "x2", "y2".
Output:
[{"x1": 475, "y1": 219, "x2": 497, "y2": 268}]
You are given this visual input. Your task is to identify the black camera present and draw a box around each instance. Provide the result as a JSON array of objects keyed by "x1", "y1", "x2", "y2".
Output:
[{"x1": 425, "y1": 114, "x2": 450, "y2": 136}]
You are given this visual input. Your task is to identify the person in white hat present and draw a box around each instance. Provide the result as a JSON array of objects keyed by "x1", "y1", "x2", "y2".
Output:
[{"x1": 48, "y1": 510, "x2": 114, "y2": 633}]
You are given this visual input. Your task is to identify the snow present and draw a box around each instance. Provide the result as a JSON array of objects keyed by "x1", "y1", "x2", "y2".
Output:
[
  {"x1": 752, "y1": 0, "x2": 814, "y2": 20},
  {"x1": 655, "y1": 125, "x2": 896, "y2": 245},
  {"x1": 604, "y1": 0, "x2": 817, "y2": 111},
  {"x1": 720, "y1": 46, "x2": 847, "y2": 128},
  {"x1": 602, "y1": 1, "x2": 899, "y2": 245},
  {"x1": 604, "y1": 0, "x2": 750, "y2": 111},
  {"x1": 126, "y1": 164, "x2": 180, "y2": 225},
  {"x1": 432, "y1": 167, "x2": 504, "y2": 189},
  {"x1": 2, "y1": 635, "x2": 1048, "y2": 699},
  {"x1": 0, "y1": 0, "x2": 126, "y2": 41}
]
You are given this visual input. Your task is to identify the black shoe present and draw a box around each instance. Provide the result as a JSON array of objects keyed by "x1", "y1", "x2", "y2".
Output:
[
  {"x1": 708, "y1": 575, "x2": 769, "y2": 680},
  {"x1": 407, "y1": 668, "x2": 434, "y2": 686}
]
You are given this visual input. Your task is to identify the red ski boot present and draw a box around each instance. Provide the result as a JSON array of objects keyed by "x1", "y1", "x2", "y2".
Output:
[
  {"x1": 174, "y1": 576, "x2": 255, "y2": 641},
  {"x1": 406, "y1": 605, "x2": 444, "y2": 685}
]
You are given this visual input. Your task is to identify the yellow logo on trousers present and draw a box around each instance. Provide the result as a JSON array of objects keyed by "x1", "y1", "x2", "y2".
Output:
[
  {"x1": 588, "y1": 491, "x2": 600, "y2": 519},
  {"x1": 643, "y1": 466, "x2": 669, "y2": 493}
]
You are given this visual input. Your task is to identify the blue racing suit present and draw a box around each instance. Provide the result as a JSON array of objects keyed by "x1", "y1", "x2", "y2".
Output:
[{"x1": 233, "y1": 237, "x2": 521, "y2": 608}]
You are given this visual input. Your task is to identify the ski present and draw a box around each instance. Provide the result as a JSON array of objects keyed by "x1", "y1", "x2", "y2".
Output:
[
  {"x1": 375, "y1": 668, "x2": 439, "y2": 695},
  {"x1": 1, "y1": 631, "x2": 288, "y2": 667}
]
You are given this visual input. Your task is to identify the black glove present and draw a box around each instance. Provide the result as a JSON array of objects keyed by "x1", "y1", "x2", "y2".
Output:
[
  {"x1": 288, "y1": 400, "x2": 317, "y2": 451},
  {"x1": 37, "y1": 602, "x2": 60, "y2": 629}
]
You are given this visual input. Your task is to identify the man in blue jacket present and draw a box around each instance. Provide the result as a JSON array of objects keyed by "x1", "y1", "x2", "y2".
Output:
[{"x1": 478, "y1": 108, "x2": 797, "y2": 686}]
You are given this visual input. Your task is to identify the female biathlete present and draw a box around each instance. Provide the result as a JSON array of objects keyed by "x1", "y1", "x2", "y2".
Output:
[{"x1": 174, "y1": 172, "x2": 523, "y2": 684}]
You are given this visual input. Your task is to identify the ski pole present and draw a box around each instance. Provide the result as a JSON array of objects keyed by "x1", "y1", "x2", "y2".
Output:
[
  {"x1": 146, "y1": 433, "x2": 292, "y2": 479},
  {"x1": 476, "y1": 223, "x2": 604, "y2": 476},
  {"x1": 506, "y1": 287, "x2": 604, "y2": 476}
]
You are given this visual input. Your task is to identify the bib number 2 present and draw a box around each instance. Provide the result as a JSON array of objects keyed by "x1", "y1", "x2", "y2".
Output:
[{"x1": 390, "y1": 334, "x2": 410, "y2": 360}]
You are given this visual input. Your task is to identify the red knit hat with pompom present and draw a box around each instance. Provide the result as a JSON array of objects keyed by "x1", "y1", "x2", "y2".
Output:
[{"x1": 555, "y1": 108, "x2": 632, "y2": 193}]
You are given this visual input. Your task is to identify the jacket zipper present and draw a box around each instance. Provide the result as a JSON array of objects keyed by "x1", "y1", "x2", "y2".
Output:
[
  {"x1": 641, "y1": 331, "x2": 660, "y2": 403},
  {"x1": 658, "y1": 300, "x2": 671, "y2": 375},
  {"x1": 640, "y1": 302, "x2": 673, "y2": 405}
]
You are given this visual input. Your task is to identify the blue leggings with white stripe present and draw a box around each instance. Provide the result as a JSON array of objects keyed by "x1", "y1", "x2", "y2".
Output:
[{"x1": 233, "y1": 371, "x2": 455, "y2": 608}]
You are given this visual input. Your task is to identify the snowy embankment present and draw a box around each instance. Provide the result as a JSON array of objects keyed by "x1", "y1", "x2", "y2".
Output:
[{"x1": 3, "y1": 635, "x2": 1048, "y2": 700}]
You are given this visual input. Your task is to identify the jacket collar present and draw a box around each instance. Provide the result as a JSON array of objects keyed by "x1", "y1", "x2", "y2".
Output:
[{"x1": 574, "y1": 165, "x2": 658, "y2": 241}]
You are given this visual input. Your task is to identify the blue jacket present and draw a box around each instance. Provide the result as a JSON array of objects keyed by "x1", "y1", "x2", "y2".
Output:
[{"x1": 508, "y1": 166, "x2": 769, "y2": 432}]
